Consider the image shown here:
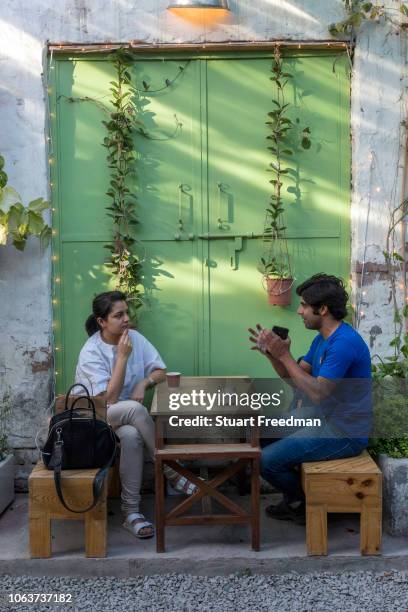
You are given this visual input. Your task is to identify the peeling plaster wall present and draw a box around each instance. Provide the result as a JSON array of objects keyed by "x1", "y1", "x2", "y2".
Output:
[{"x1": 0, "y1": 0, "x2": 407, "y2": 489}]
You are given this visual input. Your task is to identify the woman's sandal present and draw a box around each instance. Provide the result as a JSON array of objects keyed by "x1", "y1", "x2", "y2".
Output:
[
  {"x1": 169, "y1": 474, "x2": 198, "y2": 495},
  {"x1": 123, "y1": 513, "x2": 155, "y2": 539}
]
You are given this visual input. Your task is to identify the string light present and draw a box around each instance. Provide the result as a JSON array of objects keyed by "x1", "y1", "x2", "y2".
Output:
[
  {"x1": 52, "y1": 229, "x2": 57, "y2": 235},
  {"x1": 362, "y1": 291, "x2": 366, "y2": 296},
  {"x1": 55, "y1": 276, "x2": 61, "y2": 283},
  {"x1": 375, "y1": 186, "x2": 381, "y2": 192},
  {"x1": 55, "y1": 347, "x2": 60, "y2": 351},
  {"x1": 52, "y1": 298, "x2": 58, "y2": 304},
  {"x1": 52, "y1": 255, "x2": 58, "y2": 261},
  {"x1": 48, "y1": 157, "x2": 54, "y2": 165}
]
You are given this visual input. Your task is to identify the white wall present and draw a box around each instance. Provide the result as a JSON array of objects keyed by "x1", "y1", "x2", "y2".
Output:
[{"x1": 0, "y1": 0, "x2": 406, "y2": 487}]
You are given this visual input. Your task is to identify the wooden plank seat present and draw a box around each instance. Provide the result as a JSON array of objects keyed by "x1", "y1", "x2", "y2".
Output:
[
  {"x1": 155, "y1": 443, "x2": 261, "y2": 553},
  {"x1": 301, "y1": 450, "x2": 382, "y2": 556},
  {"x1": 29, "y1": 460, "x2": 108, "y2": 558}
]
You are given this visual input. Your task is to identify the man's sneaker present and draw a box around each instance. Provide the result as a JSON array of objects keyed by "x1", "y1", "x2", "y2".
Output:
[{"x1": 265, "y1": 500, "x2": 306, "y2": 525}]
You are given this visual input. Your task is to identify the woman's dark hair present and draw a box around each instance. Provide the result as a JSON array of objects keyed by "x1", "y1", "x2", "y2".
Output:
[
  {"x1": 296, "y1": 274, "x2": 348, "y2": 320},
  {"x1": 85, "y1": 291, "x2": 127, "y2": 336}
]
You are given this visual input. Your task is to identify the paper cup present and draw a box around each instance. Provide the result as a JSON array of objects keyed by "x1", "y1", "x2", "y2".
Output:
[{"x1": 166, "y1": 372, "x2": 181, "y2": 388}]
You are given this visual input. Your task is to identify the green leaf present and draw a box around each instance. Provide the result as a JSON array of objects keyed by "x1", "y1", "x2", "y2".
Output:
[
  {"x1": 329, "y1": 23, "x2": 339, "y2": 36},
  {"x1": 0, "y1": 170, "x2": 7, "y2": 188},
  {"x1": 400, "y1": 4, "x2": 408, "y2": 17},
  {"x1": 403, "y1": 304, "x2": 408, "y2": 318},
  {"x1": 0, "y1": 156, "x2": 4, "y2": 171},
  {"x1": 28, "y1": 198, "x2": 49, "y2": 213},
  {"x1": 27, "y1": 210, "x2": 45, "y2": 235},
  {"x1": 301, "y1": 137, "x2": 311, "y2": 149},
  {"x1": 392, "y1": 251, "x2": 404, "y2": 262},
  {"x1": 362, "y1": 2, "x2": 373, "y2": 12}
]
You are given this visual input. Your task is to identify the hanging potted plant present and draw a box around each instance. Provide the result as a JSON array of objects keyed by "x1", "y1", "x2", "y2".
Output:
[
  {"x1": 0, "y1": 390, "x2": 14, "y2": 515},
  {"x1": 259, "y1": 45, "x2": 311, "y2": 306},
  {"x1": 258, "y1": 254, "x2": 293, "y2": 307}
]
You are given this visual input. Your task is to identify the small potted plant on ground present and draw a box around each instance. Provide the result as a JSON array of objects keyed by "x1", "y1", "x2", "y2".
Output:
[{"x1": 0, "y1": 391, "x2": 14, "y2": 515}]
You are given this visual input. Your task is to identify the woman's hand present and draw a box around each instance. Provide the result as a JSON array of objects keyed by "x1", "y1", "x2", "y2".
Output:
[
  {"x1": 117, "y1": 330, "x2": 133, "y2": 361},
  {"x1": 130, "y1": 379, "x2": 148, "y2": 404}
]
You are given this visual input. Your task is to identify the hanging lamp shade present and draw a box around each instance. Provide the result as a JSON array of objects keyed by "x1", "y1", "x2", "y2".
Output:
[{"x1": 168, "y1": 0, "x2": 229, "y2": 9}]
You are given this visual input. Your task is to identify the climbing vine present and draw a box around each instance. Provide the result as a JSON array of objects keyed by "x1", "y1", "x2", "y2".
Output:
[
  {"x1": 102, "y1": 49, "x2": 143, "y2": 319},
  {"x1": 329, "y1": 1, "x2": 408, "y2": 39},
  {"x1": 259, "y1": 45, "x2": 311, "y2": 280},
  {"x1": 61, "y1": 51, "x2": 188, "y2": 320}
]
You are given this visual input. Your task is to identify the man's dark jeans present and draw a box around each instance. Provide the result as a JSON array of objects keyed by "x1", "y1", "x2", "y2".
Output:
[{"x1": 260, "y1": 407, "x2": 366, "y2": 504}]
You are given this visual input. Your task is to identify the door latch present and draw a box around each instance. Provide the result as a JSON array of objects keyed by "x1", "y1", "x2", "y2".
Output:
[{"x1": 229, "y1": 236, "x2": 243, "y2": 270}]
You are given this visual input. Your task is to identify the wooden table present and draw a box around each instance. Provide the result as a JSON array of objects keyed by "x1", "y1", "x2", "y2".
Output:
[{"x1": 151, "y1": 376, "x2": 261, "y2": 553}]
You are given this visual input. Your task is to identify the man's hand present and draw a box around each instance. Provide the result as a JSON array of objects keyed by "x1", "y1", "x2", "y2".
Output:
[
  {"x1": 130, "y1": 379, "x2": 148, "y2": 404},
  {"x1": 259, "y1": 328, "x2": 291, "y2": 361},
  {"x1": 249, "y1": 324, "x2": 291, "y2": 360},
  {"x1": 248, "y1": 324, "x2": 267, "y2": 353}
]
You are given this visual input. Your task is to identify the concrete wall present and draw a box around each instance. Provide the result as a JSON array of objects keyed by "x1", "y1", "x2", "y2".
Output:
[{"x1": 0, "y1": 0, "x2": 407, "y2": 489}]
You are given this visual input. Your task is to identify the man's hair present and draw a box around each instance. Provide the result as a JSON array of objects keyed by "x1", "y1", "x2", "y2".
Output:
[{"x1": 296, "y1": 274, "x2": 348, "y2": 320}]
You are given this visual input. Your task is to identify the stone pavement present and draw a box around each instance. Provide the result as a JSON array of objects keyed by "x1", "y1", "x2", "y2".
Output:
[{"x1": 1, "y1": 493, "x2": 408, "y2": 577}]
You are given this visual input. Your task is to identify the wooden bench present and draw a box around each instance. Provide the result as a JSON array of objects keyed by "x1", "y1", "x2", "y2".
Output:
[
  {"x1": 301, "y1": 451, "x2": 382, "y2": 556},
  {"x1": 29, "y1": 460, "x2": 108, "y2": 558}
]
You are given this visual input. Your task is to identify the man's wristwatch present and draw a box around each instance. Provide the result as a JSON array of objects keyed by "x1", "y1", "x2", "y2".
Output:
[{"x1": 147, "y1": 376, "x2": 156, "y2": 388}]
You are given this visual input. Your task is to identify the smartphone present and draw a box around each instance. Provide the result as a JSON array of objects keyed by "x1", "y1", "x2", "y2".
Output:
[{"x1": 272, "y1": 325, "x2": 289, "y2": 340}]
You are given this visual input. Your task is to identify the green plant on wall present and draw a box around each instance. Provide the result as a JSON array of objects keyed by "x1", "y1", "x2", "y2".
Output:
[
  {"x1": 259, "y1": 46, "x2": 311, "y2": 297},
  {"x1": 329, "y1": 1, "x2": 408, "y2": 39},
  {"x1": 103, "y1": 50, "x2": 144, "y2": 320},
  {"x1": 368, "y1": 197, "x2": 408, "y2": 458},
  {"x1": 0, "y1": 155, "x2": 50, "y2": 251}
]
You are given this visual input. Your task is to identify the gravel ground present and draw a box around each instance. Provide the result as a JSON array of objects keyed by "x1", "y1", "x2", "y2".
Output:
[{"x1": 1, "y1": 570, "x2": 407, "y2": 611}]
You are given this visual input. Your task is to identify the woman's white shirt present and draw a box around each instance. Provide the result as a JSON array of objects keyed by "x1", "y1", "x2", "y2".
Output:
[{"x1": 75, "y1": 330, "x2": 166, "y2": 400}]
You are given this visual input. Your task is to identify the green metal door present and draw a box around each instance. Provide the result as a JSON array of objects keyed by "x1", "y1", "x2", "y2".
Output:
[
  {"x1": 204, "y1": 53, "x2": 350, "y2": 375},
  {"x1": 50, "y1": 51, "x2": 350, "y2": 392}
]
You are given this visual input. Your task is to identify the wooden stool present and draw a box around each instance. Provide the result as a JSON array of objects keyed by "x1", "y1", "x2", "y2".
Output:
[
  {"x1": 155, "y1": 443, "x2": 260, "y2": 553},
  {"x1": 301, "y1": 451, "x2": 382, "y2": 556},
  {"x1": 29, "y1": 461, "x2": 107, "y2": 558}
]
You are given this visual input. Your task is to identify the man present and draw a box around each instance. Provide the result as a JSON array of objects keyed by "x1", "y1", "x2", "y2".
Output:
[{"x1": 249, "y1": 273, "x2": 372, "y2": 524}]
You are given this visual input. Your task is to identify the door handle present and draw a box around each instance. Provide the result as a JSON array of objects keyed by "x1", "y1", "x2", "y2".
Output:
[
  {"x1": 177, "y1": 183, "x2": 192, "y2": 235},
  {"x1": 217, "y1": 182, "x2": 228, "y2": 229}
]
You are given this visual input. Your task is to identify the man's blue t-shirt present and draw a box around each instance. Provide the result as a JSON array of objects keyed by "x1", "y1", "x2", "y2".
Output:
[{"x1": 302, "y1": 322, "x2": 372, "y2": 442}]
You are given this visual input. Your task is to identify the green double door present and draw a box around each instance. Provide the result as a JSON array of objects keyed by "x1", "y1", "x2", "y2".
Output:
[{"x1": 51, "y1": 51, "x2": 350, "y2": 392}]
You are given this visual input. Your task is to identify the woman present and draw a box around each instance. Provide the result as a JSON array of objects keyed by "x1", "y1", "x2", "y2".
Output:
[{"x1": 75, "y1": 291, "x2": 196, "y2": 539}]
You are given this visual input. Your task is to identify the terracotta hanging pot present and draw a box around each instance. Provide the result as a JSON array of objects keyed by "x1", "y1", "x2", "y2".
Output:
[{"x1": 265, "y1": 276, "x2": 293, "y2": 306}]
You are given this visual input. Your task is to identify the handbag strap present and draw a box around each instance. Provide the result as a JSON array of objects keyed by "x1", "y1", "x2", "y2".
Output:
[
  {"x1": 64, "y1": 383, "x2": 90, "y2": 411},
  {"x1": 69, "y1": 394, "x2": 97, "y2": 421},
  {"x1": 52, "y1": 430, "x2": 117, "y2": 514}
]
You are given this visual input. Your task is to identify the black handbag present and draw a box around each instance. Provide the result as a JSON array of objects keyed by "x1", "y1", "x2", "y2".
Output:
[{"x1": 41, "y1": 384, "x2": 118, "y2": 513}]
